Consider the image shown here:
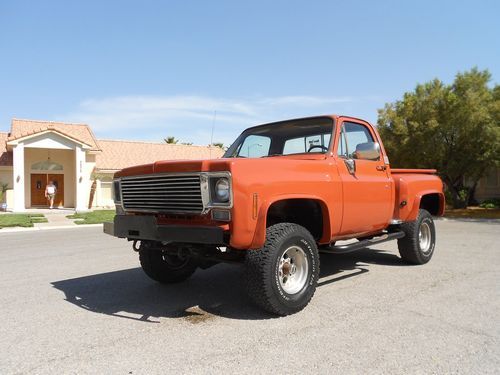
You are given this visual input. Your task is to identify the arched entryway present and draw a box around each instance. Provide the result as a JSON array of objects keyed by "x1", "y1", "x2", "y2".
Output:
[{"x1": 30, "y1": 160, "x2": 64, "y2": 207}]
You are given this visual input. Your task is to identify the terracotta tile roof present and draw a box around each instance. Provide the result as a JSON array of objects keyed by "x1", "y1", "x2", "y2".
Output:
[
  {"x1": 0, "y1": 132, "x2": 13, "y2": 167},
  {"x1": 8, "y1": 119, "x2": 100, "y2": 151},
  {"x1": 0, "y1": 119, "x2": 225, "y2": 169},
  {"x1": 95, "y1": 139, "x2": 225, "y2": 171}
]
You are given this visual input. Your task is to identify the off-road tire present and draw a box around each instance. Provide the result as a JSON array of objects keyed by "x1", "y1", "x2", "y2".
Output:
[
  {"x1": 244, "y1": 223, "x2": 320, "y2": 316},
  {"x1": 139, "y1": 243, "x2": 197, "y2": 283},
  {"x1": 398, "y1": 209, "x2": 436, "y2": 265}
]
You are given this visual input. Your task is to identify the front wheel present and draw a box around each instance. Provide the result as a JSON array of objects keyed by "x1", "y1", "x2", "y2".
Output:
[
  {"x1": 244, "y1": 223, "x2": 320, "y2": 316},
  {"x1": 139, "y1": 243, "x2": 198, "y2": 283},
  {"x1": 398, "y1": 209, "x2": 436, "y2": 264}
]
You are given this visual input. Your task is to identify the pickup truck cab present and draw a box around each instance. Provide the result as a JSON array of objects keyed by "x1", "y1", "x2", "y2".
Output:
[{"x1": 104, "y1": 115, "x2": 445, "y2": 315}]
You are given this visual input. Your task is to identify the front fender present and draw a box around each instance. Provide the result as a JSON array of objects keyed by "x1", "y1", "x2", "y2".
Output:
[{"x1": 248, "y1": 194, "x2": 332, "y2": 250}]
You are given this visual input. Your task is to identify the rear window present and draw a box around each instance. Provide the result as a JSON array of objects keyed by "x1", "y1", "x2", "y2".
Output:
[{"x1": 283, "y1": 134, "x2": 332, "y2": 155}]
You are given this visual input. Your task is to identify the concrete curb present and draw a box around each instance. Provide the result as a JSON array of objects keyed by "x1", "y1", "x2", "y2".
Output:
[
  {"x1": 437, "y1": 217, "x2": 500, "y2": 223},
  {"x1": 0, "y1": 224, "x2": 103, "y2": 234}
]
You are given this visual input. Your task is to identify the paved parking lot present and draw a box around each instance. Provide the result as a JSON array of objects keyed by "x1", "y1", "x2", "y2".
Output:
[{"x1": 0, "y1": 219, "x2": 498, "y2": 374}]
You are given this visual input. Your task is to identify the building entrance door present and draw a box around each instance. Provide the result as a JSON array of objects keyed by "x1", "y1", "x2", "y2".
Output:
[{"x1": 30, "y1": 174, "x2": 64, "y2": 207}]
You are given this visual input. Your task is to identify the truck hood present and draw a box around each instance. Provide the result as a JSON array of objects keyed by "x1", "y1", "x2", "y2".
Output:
[
  {"x1": 115, "y1": 159, "x2": 232, "y2": 177},
  {"x1": 114, "y1": 154, "x2": 327, "y2": 178}
]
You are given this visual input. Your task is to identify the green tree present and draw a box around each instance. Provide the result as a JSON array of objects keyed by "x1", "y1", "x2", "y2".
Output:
[
  {"x1": 164, "y1": 136, "x2": 179, "y2": 144},
  {"x1": 378, "y1": 68, "x2": 500, "y2": 208},
  {"x1": 0, "y1": 182, "x2": 8, "y2": 203}
]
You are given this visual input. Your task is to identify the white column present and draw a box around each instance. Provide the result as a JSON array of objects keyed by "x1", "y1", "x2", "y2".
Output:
[
  {"x1": 95, "y1": 178, "x2": 101, "y2": 208},
  {"x1": 75, "y1": 145, "x2": 87, "y2": 212},
  {"x1": 13, "y1": 143, "x2": 26, "y2": 212}
]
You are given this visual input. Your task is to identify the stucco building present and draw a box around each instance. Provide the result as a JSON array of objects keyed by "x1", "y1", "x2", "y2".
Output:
[
  {"x1": 474, "y1": 168, "x2": 500, "y2": 202},
  {"x1": 0, "y1": 119, "x2": 223, "y2": 211}
]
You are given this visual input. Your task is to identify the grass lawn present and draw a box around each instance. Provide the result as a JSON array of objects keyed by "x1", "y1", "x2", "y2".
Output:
[
  {"x1": 67, "y1": 210, "x2": 115, "y2": 224},
  {"x1": 444, "y1": 207, "x2": 500, "y2": 219},
  {"x1": 0, "y1": 213, "x2": 48, "y2": 229}
]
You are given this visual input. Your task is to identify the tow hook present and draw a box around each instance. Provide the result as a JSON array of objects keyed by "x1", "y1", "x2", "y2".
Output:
[{"x1": 132, "y1": 240, "x2": 141, "y2": 252}]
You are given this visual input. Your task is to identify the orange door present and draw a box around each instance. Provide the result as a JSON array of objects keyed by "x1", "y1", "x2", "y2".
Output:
[
  {"x1": 31, "y1": 174, "x2": 48, "y2": 206},
  {"x1": 48, "y1": 174, "x2": 64, "y2": 207},
  {"x1": 336, "y1": 120, "x2": 393, "y2": 235}
]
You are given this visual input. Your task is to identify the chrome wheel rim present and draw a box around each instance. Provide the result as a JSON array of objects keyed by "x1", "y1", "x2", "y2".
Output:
[
  {"x1": 419, "y1": 221, "x2": 432, "y2": 253},
  {"x1": 278, "y1": 245, "x2": 309, "y2": 294}
]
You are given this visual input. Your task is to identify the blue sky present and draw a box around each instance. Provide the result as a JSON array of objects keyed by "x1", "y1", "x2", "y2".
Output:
[{"x1": 0, "y1": 0, "x2": 498, "y2": 146}]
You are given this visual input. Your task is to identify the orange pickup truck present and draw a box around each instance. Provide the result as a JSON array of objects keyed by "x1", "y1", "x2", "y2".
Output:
[{"x1": 104, "y1": 115, "x2": 444, "y2": 315}]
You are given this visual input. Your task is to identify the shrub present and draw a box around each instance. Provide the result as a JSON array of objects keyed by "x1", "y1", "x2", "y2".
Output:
[{"x1": 479, "y1": 198, "x2": 500, "y2": 209}]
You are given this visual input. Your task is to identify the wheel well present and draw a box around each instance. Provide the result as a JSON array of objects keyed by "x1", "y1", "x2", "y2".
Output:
[
  {"x1": 266, "y1": 199, "x2": 324, "y2": 240},
  {"x1": 420, "y1": 193, "x2": 441, "y2": 216}
]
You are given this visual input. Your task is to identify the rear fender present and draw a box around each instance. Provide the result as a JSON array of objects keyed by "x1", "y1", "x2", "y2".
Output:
[{"x1": 406, "y1": 190, "x2": 445, "y2": 221}]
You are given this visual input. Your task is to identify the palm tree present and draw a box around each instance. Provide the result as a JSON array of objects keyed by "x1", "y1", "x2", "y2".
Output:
[{"x1": 164, "y1": 136, "x2": 179, "y2": 144}]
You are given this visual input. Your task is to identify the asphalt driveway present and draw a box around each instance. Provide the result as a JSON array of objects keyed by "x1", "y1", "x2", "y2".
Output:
[{"x1": 0, "y1": 220, "x2": 498, "y2": 374}]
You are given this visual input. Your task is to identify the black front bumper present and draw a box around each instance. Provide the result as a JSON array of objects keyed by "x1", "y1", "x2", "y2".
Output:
[{"x1": 103, "y1": 215, "x2": 225, "y2": 244}]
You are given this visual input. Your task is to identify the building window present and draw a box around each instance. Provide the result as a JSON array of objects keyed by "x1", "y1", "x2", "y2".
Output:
[{"x1": 31, "y1": 160, "x2": 64, "y2": 171}]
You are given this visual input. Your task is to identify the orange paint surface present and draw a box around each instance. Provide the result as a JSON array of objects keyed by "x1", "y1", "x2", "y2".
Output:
[{"x1": 116, "y1": 115, "x2": 444, "y2": 250}]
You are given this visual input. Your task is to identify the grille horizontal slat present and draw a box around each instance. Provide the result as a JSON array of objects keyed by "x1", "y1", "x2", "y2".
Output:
[
  {"x1": 124, "y1": 201, "x2": 202, "y2": 203},
  {"x1": 122, "y1": 191, "x2": 200, "y2": 196},
  {"x1": 121, "y1": 181, "x2": 200, "y2": 187},
  {"x1": 120, "y1": 183, "x2": 200, "y2": 191},
  {"x1": 125, "y1": 205, "x2": 203, "y2": 209},
  {"x1": 125, "y1": 206, "x2": 203, "y2": 209},
  {"x1": 124, "y1": 194, "x2": 199, "y2": 201},
  {"x1": 123, "y1": 198, "x2": 202, "y2": 202},
  {"x1": 124, "y1": 205, "x2": 203, "y2": 210},
  {"x1": 122, "y1": 204, "x2": 203, "y2": 211},
  {"x1": 121, "y1": 176, "x2": 199, "y2": 181},
  {"x1": 125, "y1": 208, "x2": 202, "y2": 212},
  {"x1": 121, "y1": 187, "x2": 200, "y2": 194},
  {"x1": 121, "y1": 174, "x2": 203, "y2": 214}
]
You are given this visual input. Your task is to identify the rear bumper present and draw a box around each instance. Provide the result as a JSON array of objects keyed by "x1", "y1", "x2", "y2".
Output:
[{"x1": 103, "y1": 215, "x2": 225, "y2": 244}]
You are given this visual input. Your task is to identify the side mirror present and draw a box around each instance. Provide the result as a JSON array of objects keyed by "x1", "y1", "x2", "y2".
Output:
[{"x1": 354, "y1": 142, "x2": 380, "y2": 161}]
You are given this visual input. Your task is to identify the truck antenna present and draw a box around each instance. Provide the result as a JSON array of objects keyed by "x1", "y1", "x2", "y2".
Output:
[{"x1": 210, "y1": 110, "x2": 217, "y2": 159}]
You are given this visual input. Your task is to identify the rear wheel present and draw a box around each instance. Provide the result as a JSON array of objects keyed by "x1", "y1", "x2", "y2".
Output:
[
  {"x1": 398, "y1": 209, "x2": 436, "y2": 264},
  {"x1": 244, "y1": 223, "x2": 320, "y2": 316},
  {"x1": 139, "y1": 242, "x2": 198, "y2": 283}
]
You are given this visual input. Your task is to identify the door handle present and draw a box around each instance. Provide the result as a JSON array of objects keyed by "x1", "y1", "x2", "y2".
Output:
[{"x1": 376, "y1": 165, "x2": 387, "y2": 171}]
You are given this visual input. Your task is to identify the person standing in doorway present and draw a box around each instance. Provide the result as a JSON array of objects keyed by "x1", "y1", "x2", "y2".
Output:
[{"x1": 45, "y1": 181, "x2": 57, "y2": 209}]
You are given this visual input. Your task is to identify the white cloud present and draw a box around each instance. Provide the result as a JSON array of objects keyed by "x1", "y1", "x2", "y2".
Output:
[
  {"x1": 258, "y1": 96, "x2": 352, "y2": 107},
  {"x1": 59, "y1": 94, "x2": 362, "y2": 146}
]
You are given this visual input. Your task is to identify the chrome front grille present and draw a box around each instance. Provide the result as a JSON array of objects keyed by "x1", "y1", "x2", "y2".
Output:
[{"x1": 120, "y1": 174, "x2": 204, "y2": 214}]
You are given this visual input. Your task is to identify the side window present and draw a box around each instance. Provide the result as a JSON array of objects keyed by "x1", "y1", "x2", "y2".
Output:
[
  {"x1": 237, "y1": 135, "x2": 271, "y2": 157},
  {"x1": 337, "y1": 122, "x2": 375, "y2": 159},
  {"x1": 337, "y1": 129, "x2": 348, "y2": 157}
]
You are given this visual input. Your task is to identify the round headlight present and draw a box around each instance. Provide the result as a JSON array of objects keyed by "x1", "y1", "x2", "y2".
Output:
[{"x1": 215, "y1": 178, "x2": 230, "y2": 202}]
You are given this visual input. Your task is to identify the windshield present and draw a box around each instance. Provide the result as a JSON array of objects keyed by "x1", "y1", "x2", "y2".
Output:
[{"x1": 224, "y1": 117, "x2": 334, "y2": 158}]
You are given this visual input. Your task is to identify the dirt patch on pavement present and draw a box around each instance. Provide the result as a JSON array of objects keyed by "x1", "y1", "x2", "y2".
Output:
[{"x1": 180, "y1": 305, "x2": 215, "y2": 324}]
